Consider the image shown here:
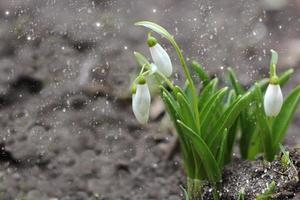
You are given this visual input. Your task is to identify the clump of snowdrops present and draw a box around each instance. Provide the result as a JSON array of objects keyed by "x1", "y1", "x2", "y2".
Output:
[{"x1": 131, "y1": 21, "x2": 300, "y2": 199}]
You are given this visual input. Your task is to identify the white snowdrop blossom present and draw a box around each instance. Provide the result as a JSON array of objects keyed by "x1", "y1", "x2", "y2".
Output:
[
  {"x1": 264, "y1": 84, "x2": 283, "y2": 117},
  {"x1": 150, "y1": 43, "x2": 172, "y2": 77},
  {"x1": 132, "y1": 83, "x2": 151, "y2": 124}
]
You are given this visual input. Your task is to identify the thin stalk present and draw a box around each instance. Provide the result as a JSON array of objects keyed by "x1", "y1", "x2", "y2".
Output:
[{"x1": 139, "y1": 64, "x2": 146, "y2": 75}]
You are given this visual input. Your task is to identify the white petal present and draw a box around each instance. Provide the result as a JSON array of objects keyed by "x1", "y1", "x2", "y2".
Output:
[
  {"x1": 150, "y1": 63, "x2": 157, "y2": 75},
  {"x1": 132, "y1": 84, "x2": 151, "y2": 124},
  {"x1": 264, "y1": 84, "x2": 283, "y2": 117},
  {"x1": 150, "y1": 43, "x2": 172, "y2": 77}
]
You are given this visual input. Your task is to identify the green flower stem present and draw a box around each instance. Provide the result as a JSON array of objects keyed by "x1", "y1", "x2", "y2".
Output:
[
  {"x1": 269, "y1": 50, "x2": 279, "y2": 84},
  {"x1": 270, "y1": 64, "x2": 276, "y2": 78},
  {"x1": 139, "y1": 64, "x2": 146, "y2": 75},
  {"x1": 169, "y1": 38, "x2": 200, "y2": 132}
]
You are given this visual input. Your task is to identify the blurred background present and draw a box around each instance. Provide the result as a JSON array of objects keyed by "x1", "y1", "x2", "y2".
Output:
[{"x1": 0, "y1": 0, "x2": 299, "y2": 199}]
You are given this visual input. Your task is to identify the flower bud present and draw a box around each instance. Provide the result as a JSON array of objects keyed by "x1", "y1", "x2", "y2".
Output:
[
  {"x1": 149, "y1": 43, "x2": 172, "y2": 77},
  {"x1": 264, "y1": 84, "x2": 283, "y2": 117},
  {"x1": 132, "y1": 83, "x2": 151, "y2": 124}
]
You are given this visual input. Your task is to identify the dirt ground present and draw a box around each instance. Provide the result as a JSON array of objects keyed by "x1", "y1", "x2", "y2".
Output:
[{"x1": 0, "y1": 0, "x2": 300, "y2": 199}]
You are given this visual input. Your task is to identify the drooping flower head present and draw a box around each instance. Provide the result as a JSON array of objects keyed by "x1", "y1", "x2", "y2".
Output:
[
  {"x1": 147, "y1": 34, "x2": 172, "y2": 77},
  {"x1": 132, "y1": 76, "x2": 151, "y2": 124},
  {"x1": 264, "y1": 49, "x2": 283, "y2": 117}
]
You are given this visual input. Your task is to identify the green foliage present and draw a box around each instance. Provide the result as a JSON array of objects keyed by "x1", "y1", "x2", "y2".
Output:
[
  {"x1": 227, "y1": 66, "x2": 298, "y2": 161},
  {"x1": 132, "y1": 21, "x2": 299, "y2": 199}
]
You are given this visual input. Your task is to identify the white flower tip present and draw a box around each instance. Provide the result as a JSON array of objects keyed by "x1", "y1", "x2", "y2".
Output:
[
  {"x1": 264, "y1": 84, "x2": 283, "y2": 117},
  {"x1": 132, "y1": 83, "x2": 151, "y2": 124}
]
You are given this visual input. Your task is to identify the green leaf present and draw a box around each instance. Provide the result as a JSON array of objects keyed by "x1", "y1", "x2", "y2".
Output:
[
  {"x1": 246, "y1": 126, "x2": 262, "y2": 160},
  {"x1": 227, "y1": 67, "x2": 245, "y2": 95},
  {"x1": 199, "y1": 78, "x2": 218, "y2": 112},
  {"x1": 177, "y1": 120, "x2": 221, "y2": 182},
  {"x1": 133, "y1": 51, "x2": 150, "y2": 67},
  {"x1": 177, "y1": 92, "x2": 198, "y2": 133},
  {"x1": 226, "y1": 118, "x2": 239, "y2": 164},
  {"x1": 217, "y1": 128, "x2": 228, "y2": 168},
  {"x1": 161, "y1": 90, "x2": 194, "y2": 178},
  {"x1": 135, "y1": 21, "x2": 174, "y2": 41},
  {"x1": 224, "y1": 89, "x2": 237, "y2": 109},
  {"x1": 239, "y1": 107, "x2": 257, "y2": 159},
  {"x1": 278, "y1": 69, "x2": 294, "y2": 86},
  {"x1": 190, "y1": 60, "x2": 210, "y2": 86},
  {"x1": 208, "y1": 92, "x2": 252, "y2": 152},
  {"x1": 273, "y1": 85, "x2": 300, "y2": 148},
  {"x1": 183, "y1": 80, "x2": 194, "y2": 104},
  {"x1": 253, "y1": 84, "x2": 274, "y2": 161},
  {"x1": 200, "y1": 87, "x2": 228, "y2": 138}
]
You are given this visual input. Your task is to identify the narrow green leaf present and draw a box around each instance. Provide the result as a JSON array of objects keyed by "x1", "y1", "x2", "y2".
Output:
[
  {"x1": 217, "y1": 128, "x2": 228, "y2": 168},
  {"x1": 239, "y1": 108, "x2": 257, "y2": 159},
  {"x1": 200, "y1": 87, "x2": 228, "y2": 138},
  {"x1": 246, "y1": 126, "x2": 262, "y2": 160},
  {"x1": 177, "y1": 120, "x2": 221, "y2": 182},
  {"x1": 190, "y1": 60, "x2": 210, "y2": 86},
  {"x1": 208, "y1": 92, "x2": 252, "y2": 152},
  {"x1": 273, "y1": 85, "x2": 300, "y2": 147},
  {"x1": 177, "y1": 92, "x2": 198, "y2": 133},
  {"x1": 227, "y1": 67, "x2": 245, "y2": 95},
  {"x1": 224, "y1": 89, "x2": 237, "y2": 108},
  {"x1": 199, "y1": 78, "x2": 218, "y2": 112},
  {"x1": 183, "y1": 80, "x2": 194, "y2": 104},
  {"x1": 278, "y1": 69, "x2": 294, "y2": 86},
  {"x1": 226, "y1": 118, "x2": 239, "y2": 164},
  {"x1": 161, "y1": 90, "x2": 194, "y2": 178}
]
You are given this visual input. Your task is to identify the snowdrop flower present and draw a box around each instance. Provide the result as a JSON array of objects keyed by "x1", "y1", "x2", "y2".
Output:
[
  {"x1": 264, "y1": 83, "x2": 283, "y2": 117},
  {"x1": 264, "y1": 49, "x2": 283, "y2": 117},
  {"x1": 132, "y1": 78, "x2": 151, "y2": 124},
  {"x1": 148, "y1": 35, "x2": 172, "y2": 77}
]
